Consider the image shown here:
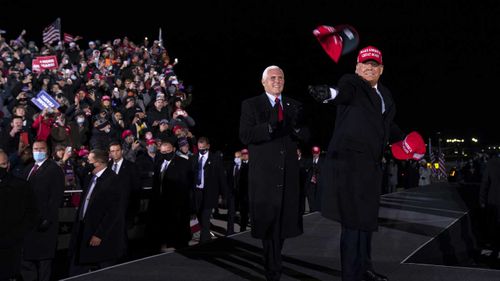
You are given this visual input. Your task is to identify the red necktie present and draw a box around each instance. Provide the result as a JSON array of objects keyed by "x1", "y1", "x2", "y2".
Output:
[
  {"x1": 28, "y1": 164, "x2": 39, "y2": 180},
  {"x1": 275, "y1": 98, "x2": 283, "y2": 122}
]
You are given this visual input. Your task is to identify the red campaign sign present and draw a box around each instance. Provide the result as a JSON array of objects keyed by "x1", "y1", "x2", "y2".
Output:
[{"x1": 32, "y1": 56, "x2": 59, "y2": 72}]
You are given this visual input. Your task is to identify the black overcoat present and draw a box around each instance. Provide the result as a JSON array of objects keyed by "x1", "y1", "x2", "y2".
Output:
[
  {"x1": 480, "y1": 157, "x2": 500, "y2": 221},
  {"x1": 192, "y1": 151, "x2": 228, "y2": 210},
  {"x1": 22, "y1": 160, "x2": 65, "y2": 260},
  {"x1": 321, "y1": 74, "x2": 404, "y2": 231},
  {"x1": 69, "y1": 168, "x2": 125, "y2": 263},
  {"x1": 0, "y1": 174, "x2": 38, "y2": 279},
  {"x1": 239, "y1": 93, "x2": 308, "y2": 239}
]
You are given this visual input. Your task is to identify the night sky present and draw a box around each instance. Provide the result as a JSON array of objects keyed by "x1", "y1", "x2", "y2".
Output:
[{"x1": 2, "y1": 0, "x2": 500, "y2": 153}]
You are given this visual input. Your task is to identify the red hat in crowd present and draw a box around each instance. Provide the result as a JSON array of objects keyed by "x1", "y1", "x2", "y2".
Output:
[
  {"x1": 121, "y1": 129, "x2": 133, "y2": 139},
  {"x1": 77, "y1": 147, "x2": 90, "y2": 158},
  {"x1": 313, "y1": 24, "x2": 359, "y2": 63},
  {"x1": 357, "y1": 46, "x2": 383, "y2": 64},
  {"x1": 391, "y1": 131, "x2": 426, "y2": 160},
  {"x1": 101, "y1": 95, "x2": 111, "y2": 101},
  {"x1": 146, "y1": 139, "x2": 156, "y2": 146},
  {"x1": 172, "y1": 125, "x2": 183, "y2": 134},
  {"x1": 241, "y1": 149, "x2": 249, "y2": 155},
  {"x1": 312, "y1": 146, "x2": 321, "y2": 154}
]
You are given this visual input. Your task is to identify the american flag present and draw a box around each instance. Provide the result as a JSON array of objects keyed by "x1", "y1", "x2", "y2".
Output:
[
  {"x1": 429, "y1": 148, "x2": 437, "y2": 175},
  {"x1": 63, "y1": 33, "x2": 74, "y2": 43},
  {"x1": 437, "y1": 151, "x2": 447, "y2": 179},
  {"x1": 428, "y1": 138, "x2": 437, "y2": 176},
  {"x1": 42, "y1": 18, "x2": 61, "y2": 44}
]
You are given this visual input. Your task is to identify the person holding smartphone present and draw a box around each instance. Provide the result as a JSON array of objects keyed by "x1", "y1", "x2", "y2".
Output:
[{"x1": 0, "y1": 115, "x2": 26, "y2": 156}]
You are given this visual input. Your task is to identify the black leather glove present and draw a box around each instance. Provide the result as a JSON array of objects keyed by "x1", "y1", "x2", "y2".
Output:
[
  {"x1": 308, "y1": 85, "x2": 331, "y2": 103},
  {"x1": 37, "y1": 219, "x2": 52, "y2": 232}
]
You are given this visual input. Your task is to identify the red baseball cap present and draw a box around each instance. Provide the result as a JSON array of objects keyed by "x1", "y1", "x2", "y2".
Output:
[
  {"x1": 357, "y1": 46, "x2": 383, "y2": 64},
  {"x1": 172, "y1": 125, "x2": 184, "y2": 134},
  {"x1": 241, "y1": 149, "x2": 249, "y2": 155},
  {"x1": 121, "y1": 129, "x2": 133, "y2": 139},
  {"x1": 146, "y1": 139, "x2": 156, "y2": 146},
  {"x1": 313, "y1": 24, "x2": 359, "y2": 63},
  {"x1": 391, "y1": 131, "x2": 426, "y2": 160}
]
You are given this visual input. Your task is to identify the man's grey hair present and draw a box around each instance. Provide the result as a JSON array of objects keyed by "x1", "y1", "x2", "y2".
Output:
[{"x1": 262, "y1": 65, "x2": 283, "y2": 80}]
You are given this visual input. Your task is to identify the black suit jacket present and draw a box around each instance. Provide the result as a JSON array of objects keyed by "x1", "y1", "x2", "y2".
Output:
[
  {"x1": 69, "y1": 168, "x2": 125, "y2": 263},
  {"x1": 304, "y1": 156, "x2": 324, "y2": 190},
  {"x1": 108, "y1": 159, "x2": 141, "y2": 218},
  {"x1": 162, "y1": 155, "x2": 194, "y2": 207},
  {"x1": 193, "y1": 151, "x2": 228, "y2": 210},
  {"x1": 226, "y1": 162, "x2": 249, "y2": 202},
  {"x1": 22, "y1": 159, "x2": 65, "y2": 260}
]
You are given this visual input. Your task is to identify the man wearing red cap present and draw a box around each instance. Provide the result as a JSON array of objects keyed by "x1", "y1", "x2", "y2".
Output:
[
  {"x1": 309, "y1": 46, "x2": 406, "y2": 281},
  {"x1": 303, "y1": 146, "x2": 323, "y2": 212}
]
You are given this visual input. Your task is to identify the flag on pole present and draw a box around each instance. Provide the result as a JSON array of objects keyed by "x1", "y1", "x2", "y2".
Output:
[
  {"x1": 43, "y1": 18, "x2": 61, "y2": 44},
  {"x1": 63, "y1": 33, "x2": 74, "y2": 43},
  {"x1": 158, "y1": 27, "x2": 163, "y2": 47},
  {"x1": 438, "y1": 151, "x2": 447, "y2": 179},
  {"x1": 428, "y1": 138, "x2": 437, "y2": 176}
]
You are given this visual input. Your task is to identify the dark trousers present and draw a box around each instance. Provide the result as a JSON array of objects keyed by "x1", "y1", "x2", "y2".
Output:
[
  {"x1": 194, "y1": 189, "x2": 212, "y2": 243},
  {"x1": 340, "y1": 226, "x2": 373, "y2": 281},
  {"x1": 226, "y1": 188, "x2": 236, "y2": 235},
  {"x1": 0, "y1": 245, "x2": 22, "y2": 280},
  {"x1": 261, "y1": 210, "x2": 285, "y2": 281},
  {"x1": 68, "y1": 254, "x2": 116, "y2": 277},
  {"x1": 20, "y1": 259, "x2": 52, "y2": 281},
  {"x1": 262, "y1": 236, "x2": 284, "y2": 281},
  {"x1": 305, "y1": 184, "x2": 319, "y2": 212},
  {"x1": 484, "y1": 207, "x2": 500, "y2": 251},
  {"x1": 238, "y1": 191, "x2": 249, "y2": 231}
]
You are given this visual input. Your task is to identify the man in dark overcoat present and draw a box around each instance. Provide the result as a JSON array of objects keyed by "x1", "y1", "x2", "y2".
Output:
[
  {"x1": 160, "y1": 141, "x2": 194, "y2": 249},
  {"x1": 21, "y1": 140, "x2": 65, "y2": 281},
  {"x1": 303, "y1": 146, "x2": 324, "y2": 212},
  {"x1": 192, "y1": 137, "x2": 228, "y2": 243},
  {"x1": 68, "y1": 149, "x2": 125, "y2": 276},
  {"x1": 0, "y1": 151, "x2": 38, "y2": 280},
  {"x1": 480, "y1": 154, "x2": 500, "y2": 259},
  {"x1": 239, "y1": 65, "x2": 308, "y2": 281},
  {"x1": 309, "y1": 46, "x2": 405, "y2": 281}
]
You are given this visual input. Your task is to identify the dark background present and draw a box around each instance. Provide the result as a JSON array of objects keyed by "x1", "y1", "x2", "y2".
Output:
[{"x1": 2, "y1": 0, "x2": 500, "y2": 153}]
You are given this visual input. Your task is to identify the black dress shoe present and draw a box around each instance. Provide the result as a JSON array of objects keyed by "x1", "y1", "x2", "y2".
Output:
[{"x1": 362, "y1": 269, "x2": 388, "y2": 281}]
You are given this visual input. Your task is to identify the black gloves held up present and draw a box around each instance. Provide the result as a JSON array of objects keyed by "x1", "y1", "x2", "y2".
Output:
[{"x1": 308, "y1": 85, "x2": 331, "y2": 103}]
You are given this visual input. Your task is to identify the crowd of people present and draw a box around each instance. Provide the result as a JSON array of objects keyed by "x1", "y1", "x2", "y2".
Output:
[{"x1": 0, "y1": 29, "x2": 219, "y2": 280}]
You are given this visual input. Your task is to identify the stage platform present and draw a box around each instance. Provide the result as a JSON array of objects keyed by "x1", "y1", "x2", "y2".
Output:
[{"x1": 62, "y1": 184, "x2": 500, "y2": 281}]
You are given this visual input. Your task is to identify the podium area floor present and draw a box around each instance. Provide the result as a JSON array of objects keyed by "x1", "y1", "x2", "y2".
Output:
[{"x1": 61, "y1": 184, "x2": 500, "y2": 281}]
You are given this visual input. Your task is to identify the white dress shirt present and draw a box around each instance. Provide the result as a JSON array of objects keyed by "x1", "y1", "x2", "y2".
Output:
[
  {"x1": 81, "y1": 168, "x2": 107, "y2": 219},
  {"x1": 112, "y1": 158, "x2": 124, "y2": 174},
  {"x1": 196, "y1": 152, "x2": 209, "y2": 189}
]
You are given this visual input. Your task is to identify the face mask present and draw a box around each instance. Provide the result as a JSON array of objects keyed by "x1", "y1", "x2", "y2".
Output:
[
  {"x1": 77, "y1": 117, "x2": 85, "y2": 124},
  {"x1": 234, "y1": 158, "x2": 241, "y2": 165},
  {"x1": 147, "y1": 146, "x2": 157, "y2": 153},
  {"x1": 162, "y1": 152, "x2": 175, "y2": 161},
  {"x1": 0, "y1": 167, "x2": 7, "y2": 178},
  {"x1": 199, "y1": 149, "x2": 208, "y2": 155},
  {"x1": 33, "y1": 151, "x2": 47, "y2": 162}
]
